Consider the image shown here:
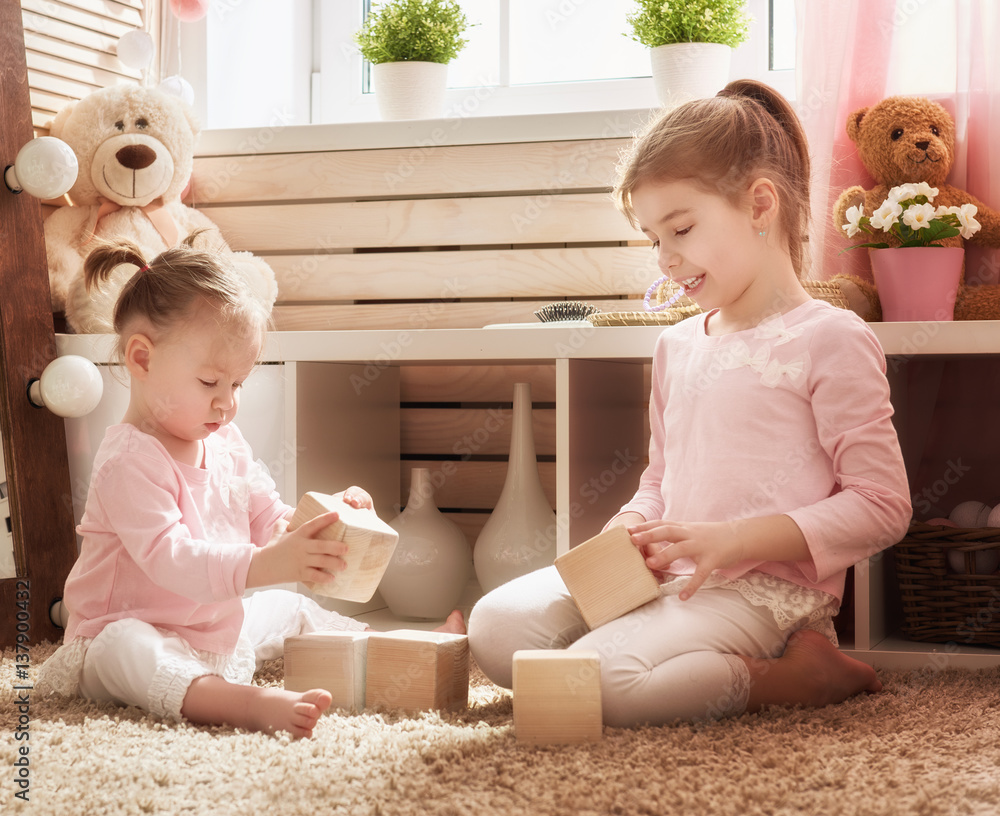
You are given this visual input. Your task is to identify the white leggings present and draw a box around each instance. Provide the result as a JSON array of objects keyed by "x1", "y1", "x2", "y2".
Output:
[
  {"x1": 468, "y1": 566, "x2": 792, "y2": 726},
  {"x1": 78, "y1": 589, "x2": 366, "y2": 721}
]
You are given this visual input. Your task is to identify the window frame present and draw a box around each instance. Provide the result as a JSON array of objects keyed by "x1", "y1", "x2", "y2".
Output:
[{"x1": 180, "y1": 0, "x2": 795, "y2": 130}]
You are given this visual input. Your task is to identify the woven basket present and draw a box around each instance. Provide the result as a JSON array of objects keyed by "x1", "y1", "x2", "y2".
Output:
[
  {"x1": 893, "y1": 521, "x2": 1000, "y2": 646},
  {"x1": 587, "y1": 279, "x2": 849, "y2": 327}
]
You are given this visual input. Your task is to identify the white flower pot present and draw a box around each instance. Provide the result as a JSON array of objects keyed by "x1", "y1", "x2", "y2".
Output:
[
  {"x1": 372, "y1": 60, "x2": 448, "y2": 121},
  {"x1": 649, "y1": 42, "x2": 732, "y2": 107}
]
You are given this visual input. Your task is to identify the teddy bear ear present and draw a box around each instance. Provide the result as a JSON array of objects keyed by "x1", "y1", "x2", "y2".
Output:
[
  {"x1": 846, "y1": 107, "x2": 869, "y2": 144},
  {"x1": 46, "y1": 100, "x2": 78, "y2": 139}
]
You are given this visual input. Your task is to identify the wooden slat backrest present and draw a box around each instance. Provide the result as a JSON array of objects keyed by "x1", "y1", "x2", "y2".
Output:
[{"x1": 191, "y1": 136, "x2": 657, "y2": 332}]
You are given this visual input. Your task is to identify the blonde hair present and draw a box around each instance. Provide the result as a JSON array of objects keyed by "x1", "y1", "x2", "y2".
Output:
[
  {"x1": 613, "y1": 79, "x2": 811, "y2": 276},
  {"x1": 84, "y1": 232, "x2": 271, "y2": 361}
]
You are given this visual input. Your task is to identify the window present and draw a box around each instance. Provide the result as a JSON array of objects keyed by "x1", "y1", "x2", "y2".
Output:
[{"x1": 178, "y1": 0, "x2": 795, "y2": 130}]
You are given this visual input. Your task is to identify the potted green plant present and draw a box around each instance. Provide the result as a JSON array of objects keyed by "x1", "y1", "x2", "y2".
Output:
[
  {"x1": 626, "y1": 0, "x2": 752, "y2": 105},
  {"x1": 354, "y1": 0, "x2": 471, "y2": 120}
]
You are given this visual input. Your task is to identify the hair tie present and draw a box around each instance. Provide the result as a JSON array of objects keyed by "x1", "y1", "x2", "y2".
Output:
[{"x1": 136, "y1": 264, "x2": 149, "y2": 274}]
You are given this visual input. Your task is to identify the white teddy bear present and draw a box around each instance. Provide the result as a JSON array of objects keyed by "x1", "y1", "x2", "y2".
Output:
[{"x1": 44, "y1": 84, "x2": 277, "y2": 333}]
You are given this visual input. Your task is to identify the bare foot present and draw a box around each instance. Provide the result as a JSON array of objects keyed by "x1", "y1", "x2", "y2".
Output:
[
  {"x1": 182, "y1": 676, "x2": 332, "y2": 738},
  {"x1": 434, "y1": 609, "x2": 466, "y2": 635},
  {"x1": 249, "y1": 688, "x2": 333, "y2": 739},
  {"x1": 742, "y1": 629, "x2": 881, "y2": 713}
]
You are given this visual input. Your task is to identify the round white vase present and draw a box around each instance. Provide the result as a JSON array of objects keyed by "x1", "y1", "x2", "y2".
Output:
[
  {"x1": 649, "y1": 42, "x2": 732, "y2": 107},
  {"x1": 371, "y1": 60, "x2": 448, "y2": 121},
  {"x1": 379, "y1": 467, "x2": 471, "y2": 620},
  {"x1": 473, "y1": 382, "x2": 558, "y2": 593}
]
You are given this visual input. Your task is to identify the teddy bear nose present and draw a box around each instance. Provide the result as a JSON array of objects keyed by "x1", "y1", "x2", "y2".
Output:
[
  {"x1": 116, "y1": 144, "x2": 157, "y2": 171},
  {"x1": 915, "y1": 140, "x2": 930, "y2": 151}
]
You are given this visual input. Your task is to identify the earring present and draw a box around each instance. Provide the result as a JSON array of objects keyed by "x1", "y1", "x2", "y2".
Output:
[{"x1": 758, "y1": 229, "x2": 767, "y2": 238}]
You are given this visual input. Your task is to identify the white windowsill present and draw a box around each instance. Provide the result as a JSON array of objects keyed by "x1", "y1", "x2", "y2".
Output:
[{"x1": 194, "y1": 107, "x2": 658, "y2": 156}]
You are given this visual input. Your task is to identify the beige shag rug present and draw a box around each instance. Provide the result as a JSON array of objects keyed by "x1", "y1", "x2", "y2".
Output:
[{"x1": 3, "y1": 642, "x2": 1000, "y2": 816}]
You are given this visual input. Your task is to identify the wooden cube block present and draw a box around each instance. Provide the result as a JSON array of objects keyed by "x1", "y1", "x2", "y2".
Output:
[
  {"x1": 512, "y1": 649, "x2": 602, "y2": 745},
  {"x1": 364, "y1": 630, "x2": 469, "y2": 713},
  {"x1": 287, "y1": 491, "x2": 399, "y2": 602},
  {"x1": 283, "y1": 631, "x2": 369, "y2": 711},
  {"x1": 554, "y1": 525, "x2": 661, "y2": 629}
]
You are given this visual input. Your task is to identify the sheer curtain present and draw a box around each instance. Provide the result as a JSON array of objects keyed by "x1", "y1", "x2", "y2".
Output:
[{"x1": 797, "y1": 0, "x2": 1000, "y2": 286}]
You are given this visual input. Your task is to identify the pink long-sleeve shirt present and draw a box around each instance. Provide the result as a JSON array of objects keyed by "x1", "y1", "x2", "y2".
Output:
[
  {"x1": 63, "y1": 423, "x2": 292, "y2": 654},
  {"x1": 617, "y1": 299, "x2": 912, "y2": 602}
]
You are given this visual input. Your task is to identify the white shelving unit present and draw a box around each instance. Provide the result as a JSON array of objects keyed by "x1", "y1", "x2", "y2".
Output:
[{"x1": 57, "y1": 320, "x2": 1000, "y2": 668}]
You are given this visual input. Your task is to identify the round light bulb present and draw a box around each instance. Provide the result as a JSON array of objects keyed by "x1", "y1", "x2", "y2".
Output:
[
  {"x1": 28, "y1": 356, "x2": 104, "y2": 418},
  {"x1": 117, "y1": 30, "x2": 155, "y2": 69},
  {"x1": 158, "y1": 75, "x2": 196, "y2": 106},
  {"x1": 4, "y1": 137, "x2": 79, "y2": 199},
  {"x1": 171, "y1": 0, "x2": 210, "y2": 22}
]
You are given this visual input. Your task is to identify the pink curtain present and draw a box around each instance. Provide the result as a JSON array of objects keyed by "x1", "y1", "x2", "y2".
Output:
[{"x1": 797, "y1": 0, "x2": 1000, "y2": 286}]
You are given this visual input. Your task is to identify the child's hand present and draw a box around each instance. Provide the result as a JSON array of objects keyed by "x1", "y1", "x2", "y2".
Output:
[
  {"x1": 247, "y1": 511, "x2": 349, "y2": 589},
  {"x1": 628, "y1": 520, "x2": 746, "y2": 601},
  {"x1": 334, "y1": 486, "x2": 374, "y2": 511}
]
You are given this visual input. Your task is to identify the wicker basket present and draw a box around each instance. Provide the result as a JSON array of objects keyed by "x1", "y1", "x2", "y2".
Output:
[
  {"x1": 587, "y1": 278, "x2": 849, "y2": 327},
  {"x1": 893, "y1": 521, "x2": 1000, "y2": 646}
]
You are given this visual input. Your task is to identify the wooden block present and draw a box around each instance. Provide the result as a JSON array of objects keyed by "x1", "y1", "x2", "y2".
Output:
[
  {"x1": 512, "y1": 650, "x2": 602, "y2": 745},
  {"x1": 283, "y1": 631, "x2": 369, "y2": 712},
  {"x1": 554, "y1": 525, "x2": 661, "y2": 629},
  {"x1": 287, "y1": 491, "x2": 399, "y2": 602},
  {"x1": 364, "y1": 630, "x2": 469, "y2": 714}
]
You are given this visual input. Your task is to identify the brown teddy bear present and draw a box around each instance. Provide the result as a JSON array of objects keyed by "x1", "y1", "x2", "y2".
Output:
[
  {"x1": 830, "y1": 95, "x2": 1000, "y2": 321},
  {"x1": 44, "y1": 84, "x2": 277, "y2": 333}
]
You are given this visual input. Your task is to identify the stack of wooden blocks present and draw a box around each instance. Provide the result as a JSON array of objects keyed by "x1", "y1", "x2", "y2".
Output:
[
  {"x1": 285, "y1": 525, "x2": 662, "y2": 745},
  {"x1": 284, "y1": 629, "x2": 470, "y2": 714}
]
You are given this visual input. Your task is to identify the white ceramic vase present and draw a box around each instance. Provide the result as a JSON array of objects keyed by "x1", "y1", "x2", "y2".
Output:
[
  {"x1": 371, "y1": 60, "x2": 448, "y2": 121},
  {"x1": 649, "y1": 42, "x2": 732, "y2": 107},
  {"x1": 474, "y1": 382, "x2": 558, "y2": 593},
  {"x1": 379, "y1": 467, "x2": 471, "y2": 620}
]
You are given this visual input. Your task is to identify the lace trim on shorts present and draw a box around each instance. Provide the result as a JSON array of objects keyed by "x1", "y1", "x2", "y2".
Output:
[
  {"x1": 147, "y1": 629, "x2": 258, "y2": 721},
  {"x1": 719, "y1": 654, "x2": 752, "y2": 717},
  {"x1": 659, "y1": 570, "x2": 840, "y2": 646},
  {"x1": 35, "y1": 637, "x2": 90, "y2": 697}
]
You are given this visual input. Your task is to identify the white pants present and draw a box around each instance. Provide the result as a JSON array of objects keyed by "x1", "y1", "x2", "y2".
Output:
[
  {"x1": 77, "y1": 589, "x2": 366, "y2": 721},
  {"x1": 468, "y1": 566, "x2": 792, "y2": 726}
]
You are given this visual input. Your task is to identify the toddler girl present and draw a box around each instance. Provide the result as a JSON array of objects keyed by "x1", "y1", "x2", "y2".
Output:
[
  {"x1": 468, "y1": 80, "x2": 912, "y2": 726},
  {"x1": 38, "y1": 238, "x2": 462, "y2": 738}
]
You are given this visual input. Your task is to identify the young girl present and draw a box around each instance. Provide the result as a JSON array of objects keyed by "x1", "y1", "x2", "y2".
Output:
[
  {"x1": 37, "y1": 238, "x2": 463, "y2": 738},
  {"x1": 468, "y1": 80, "x2": 912, "y2": 726}
]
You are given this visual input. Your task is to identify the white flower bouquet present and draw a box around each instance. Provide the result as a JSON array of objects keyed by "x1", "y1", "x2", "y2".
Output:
[{"x1": 842, "y1": 183, "x2": 981, "y2": 249}]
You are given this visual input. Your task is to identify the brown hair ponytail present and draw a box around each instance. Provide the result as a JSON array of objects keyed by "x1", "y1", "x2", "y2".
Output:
[
  {"x1": 614, "y1": 79, "x2": 812, "y2": 276},
  {"x1": 83, "y1": 232, "x2": 270, "y2": 361}
]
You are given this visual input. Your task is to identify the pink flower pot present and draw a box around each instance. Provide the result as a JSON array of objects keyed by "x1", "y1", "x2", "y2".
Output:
[{"x1": 870, "y1": 246, "x2": 964, "y2": 321}]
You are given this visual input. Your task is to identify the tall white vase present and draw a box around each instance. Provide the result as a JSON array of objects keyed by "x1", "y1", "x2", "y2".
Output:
[
  {"x1": 474, "y1": 382, "x2": 558, "y2": 593},
  {"x1": 649, "y1": 42, "x2": 732, "y2": 107},
  {"x1": 380, "y1": 467, "x2": 471, "y2": 620}
]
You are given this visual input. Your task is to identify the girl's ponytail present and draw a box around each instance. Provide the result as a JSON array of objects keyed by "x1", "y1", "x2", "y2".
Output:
[{"x1": 83, "y1": 239, "x2": 147, "y2": 294}]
